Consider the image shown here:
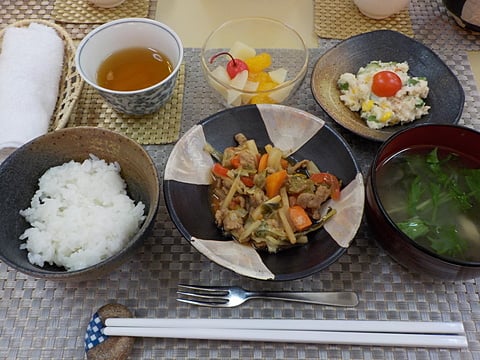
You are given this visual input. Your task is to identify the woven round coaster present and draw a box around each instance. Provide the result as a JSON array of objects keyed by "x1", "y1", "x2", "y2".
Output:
[
  {"x1": 65, "y1": 64, "x2": 184, "y2": 145},
  {"x1": 52, "y1": 0, "x2": 148, "y2": 24},
  {"x1": 314, "y1": 0, "x2": 414, "y2": 39}
]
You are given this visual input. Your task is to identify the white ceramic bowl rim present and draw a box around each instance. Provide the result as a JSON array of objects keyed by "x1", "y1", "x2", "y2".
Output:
[
  {"x1": 75, "y1": 17, "x2": 184, "y2": 95},
  {"x1": 201, "y1": 16, "x2": 308, "y2": 94}
]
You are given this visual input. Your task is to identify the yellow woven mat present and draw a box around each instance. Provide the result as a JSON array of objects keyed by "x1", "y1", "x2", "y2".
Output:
[
  {"x1": 52, "y1": 0, "x2": 148, "y2": 24},
  {"x1": 65, "y1": 64, "x2": 184, "y2": 145},
  {"x1": 314, "y1": 0, "x2": 414, "y2": 39}
]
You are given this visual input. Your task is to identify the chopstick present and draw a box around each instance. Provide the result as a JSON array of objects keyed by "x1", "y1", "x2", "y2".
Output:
[
  {"x1": 103, "y1": 319, "x2": 468, "y2": 348},
  {"x1": 105, "y1": 318, "x2": 464, "y2": 334}
]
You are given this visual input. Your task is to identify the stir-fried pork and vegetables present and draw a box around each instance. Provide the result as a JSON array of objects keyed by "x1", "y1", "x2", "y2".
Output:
[{"x1": 205, "y1": 133, "x2": 340, "y2": 253}]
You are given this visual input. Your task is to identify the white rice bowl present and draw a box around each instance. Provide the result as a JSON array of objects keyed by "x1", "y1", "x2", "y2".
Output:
[{"x1": 19, "y1": 155, "x2": 146, "y2": 271}]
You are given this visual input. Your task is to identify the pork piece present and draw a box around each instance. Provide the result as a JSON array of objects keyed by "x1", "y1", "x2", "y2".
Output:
[
  {"x1": 296, "y1": 184, "x2": 331, "y2": 220},
  {"x1": 234, "y1": 133, "x2": 248, "y2": 145},
  {"x1": 211, "y1": 177, "x2": 227, "y2": 198},
  {"x1": 236, "y1": 150, "x2": 257, "y2": 170},
  {"x1": 215, "y1": 208, "x2": 245, "y2": 233},
  {"x1": 230, "y1": 195, "x2": 246, "y2": 210},
  {"x1": 248, "y1": 187, "x2": 268, "y2": 209},
  {"x1": 222, "y1": 147, "x2": 257, "y2": 170}
]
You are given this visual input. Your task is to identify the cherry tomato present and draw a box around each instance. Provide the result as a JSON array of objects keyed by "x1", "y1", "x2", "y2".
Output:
[
  {"x1": 371, "y1": 70, "x2": 402, "y2": 97},
  {"x1": 210, "y1": 52, "x2": 249, "y2": 79}
]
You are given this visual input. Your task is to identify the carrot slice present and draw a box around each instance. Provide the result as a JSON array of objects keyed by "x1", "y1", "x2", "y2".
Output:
[
  {"x1": 258, "y1": 153, "x2": 269, "y2": 172},
  {"x1": 212, "y1": 163, "x2": 229, "y2": 177},
  {"x1": 230, "y1": 154, "x2": 241, "y2": 169},
  {"x1": 241, "y1": 176, "x2": 255, "y2": 187},
  {"x1": 265, "y1": 169, "x2": 288, "y2": 198},
  {"x1": 288, "y1": 205, "x2": 312, "y2": 231}
]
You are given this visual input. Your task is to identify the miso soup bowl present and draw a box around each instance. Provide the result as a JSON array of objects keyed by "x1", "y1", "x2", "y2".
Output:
[
  {"x1": 365, "y1": 124, "x2": 480, "y2": 281},
  {"x1": 75, "y1": 18, "x2": 183, "y2": 115}
]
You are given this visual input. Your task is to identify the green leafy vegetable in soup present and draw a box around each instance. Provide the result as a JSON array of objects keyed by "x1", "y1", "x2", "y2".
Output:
[{"x1": 376, "y1": 147, "x2": 480, "y2": 261}]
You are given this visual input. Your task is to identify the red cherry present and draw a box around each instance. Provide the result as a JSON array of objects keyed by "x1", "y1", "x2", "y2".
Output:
[{"x1": 210, "y1": 52, "x2": 249, "y2": 79}]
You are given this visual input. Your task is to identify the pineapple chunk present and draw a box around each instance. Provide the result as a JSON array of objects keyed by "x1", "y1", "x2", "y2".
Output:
[
  {"x1": 269, "y1": 68, "x2": 288, "y2": 84},
  {"x1": 241, "y1": 80, "x2": 260, "y2": 104},
  {"x1": 209, "y1": 66, "x2": 230, "y2": 98},
  {"x1": 244, "y1": 80, "x2": 259, "y2": 92},
  {"x1": 230, "y1": 69, "x2": 249, "y2": 89},
  {"x1": 227, "y1": 89, "x2": 243, "y2": 106},
  {"x1": 211, "y1": 65, "x2": 230, "y2": 84},
  {"x1": 269, "y1": 83, "x2": 294, "y2": 103},
  {"x1": 227, "y1": 70, "x2": 249, "y2": 106},
  {"x1": 229, "y1": 41, "x2": 256, "y2": 61}
]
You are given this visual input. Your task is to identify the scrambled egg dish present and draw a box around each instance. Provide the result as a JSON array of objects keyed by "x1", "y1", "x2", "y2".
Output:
[{"x1": 337, "y1": 61, "x2": 430, "y2": 129}]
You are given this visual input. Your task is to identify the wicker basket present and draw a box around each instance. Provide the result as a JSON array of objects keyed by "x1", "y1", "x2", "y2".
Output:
[{"x1": 0, "y1": 19, "x2": 84, "y2": 130}]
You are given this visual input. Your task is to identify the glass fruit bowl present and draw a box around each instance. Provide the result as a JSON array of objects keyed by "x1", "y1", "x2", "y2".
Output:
[{"x1": 201, "y1": 17, "x2": 308, "y2": 107}]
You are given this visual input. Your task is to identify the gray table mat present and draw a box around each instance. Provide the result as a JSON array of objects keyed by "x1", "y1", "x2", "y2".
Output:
[{"x1": 2, "y1": 0, "x2": 480, "y2": 359}]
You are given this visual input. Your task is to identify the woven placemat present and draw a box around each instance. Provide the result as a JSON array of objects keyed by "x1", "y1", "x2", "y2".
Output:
[
  {"x1": 52, "y1": 0, "x2": 148, "y2": 24},
  {"x1": 65, "y1": 64, "x2": 184, "y2": 144},
  {"x1": 314, "y1": 0, "x2": 414, "y2": 39}
]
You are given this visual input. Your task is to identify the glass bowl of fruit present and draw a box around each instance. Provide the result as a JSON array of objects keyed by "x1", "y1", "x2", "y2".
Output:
[{"x1": 201, "y1": 17, "x2": 308, "y2": 107}]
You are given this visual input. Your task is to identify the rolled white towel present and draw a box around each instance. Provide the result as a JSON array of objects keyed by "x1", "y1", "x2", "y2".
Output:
[{"x1": 0, "y1": 22, "x2": 64, "y2": 149}]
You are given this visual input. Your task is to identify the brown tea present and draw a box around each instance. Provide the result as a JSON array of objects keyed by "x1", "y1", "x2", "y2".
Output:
[{"x1": 97, "y1": 47, "x2": 173, "y2": 91}]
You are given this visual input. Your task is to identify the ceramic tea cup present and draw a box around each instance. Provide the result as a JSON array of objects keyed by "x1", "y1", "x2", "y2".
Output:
[
  {"x1": 87, "y1": 0, "x2": 126, "y2": 8},
  {"x1": 75, "y1": 18, "x2": 183, "y2": 115},
  {"x1": 353, "y1": 0, "x2": 410, "y2": 19}
]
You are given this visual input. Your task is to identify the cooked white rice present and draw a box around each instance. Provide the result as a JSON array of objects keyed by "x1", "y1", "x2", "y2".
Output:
[{"x1": 19, "y1": 155, "x2": 146, "y2": 271}]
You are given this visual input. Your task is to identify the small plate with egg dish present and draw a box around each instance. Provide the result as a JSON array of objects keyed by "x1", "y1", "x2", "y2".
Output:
[
  {"x1": 164, "y1": 104, "x2": 365, "y2": 281},
  {"x1": 311, "y1": 30, "x2": 465, "y2": 142}
]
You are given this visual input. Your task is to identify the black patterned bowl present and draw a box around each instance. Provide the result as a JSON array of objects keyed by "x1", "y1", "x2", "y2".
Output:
[
  {"x1": 443, "y1": 0, "x2": 480, "y2": 32},
  {"x1": 164, "y1": 104, "x2": 365, "y2": 281}
]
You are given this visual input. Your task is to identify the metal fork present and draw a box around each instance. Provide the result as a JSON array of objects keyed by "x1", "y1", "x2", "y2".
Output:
[{"x1": 177, "y1": 284, "x2": 359, "y2": 307}]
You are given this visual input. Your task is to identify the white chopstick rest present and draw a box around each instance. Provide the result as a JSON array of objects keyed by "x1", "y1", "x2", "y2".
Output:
[{"x1": 103, "y1": 319, "x2": 468, "y2": 348}]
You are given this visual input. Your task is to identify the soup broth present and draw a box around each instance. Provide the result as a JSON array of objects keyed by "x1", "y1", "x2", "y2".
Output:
[
  {"x1": 376, "y1": 146, "x2": 480, "y2": 262},
  {"x1": 97, "y1": 47, "x2": 173, "y2": 91}
]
